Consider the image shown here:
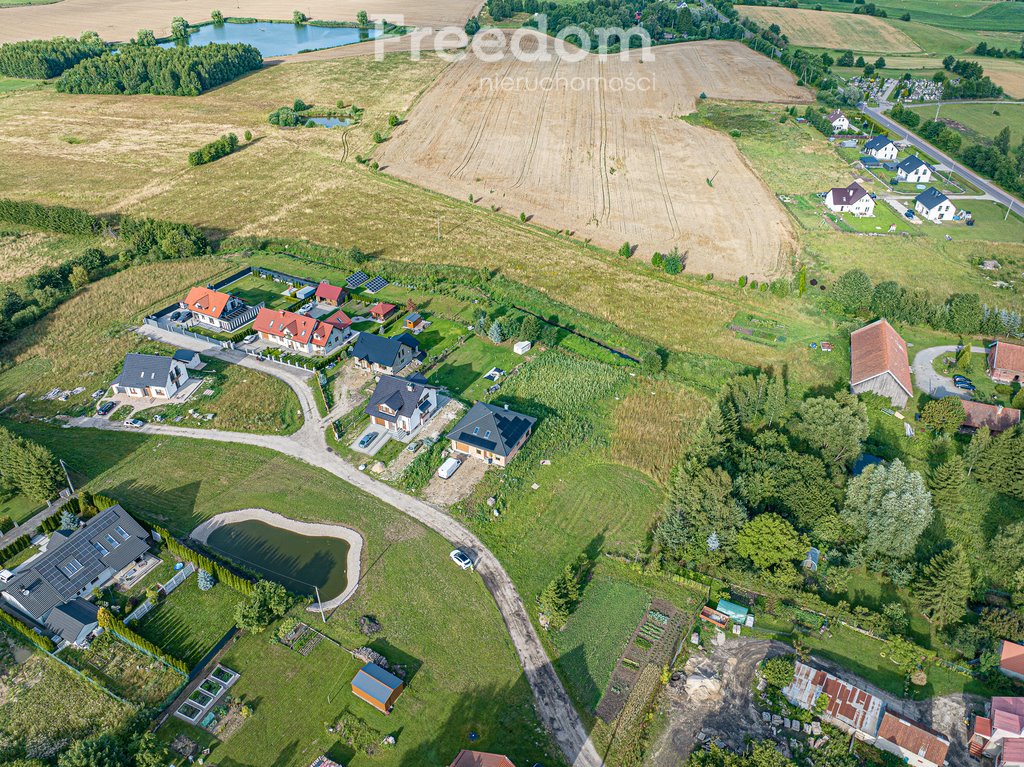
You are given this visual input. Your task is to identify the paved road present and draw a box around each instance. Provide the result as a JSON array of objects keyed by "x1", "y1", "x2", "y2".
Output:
[
  {"x1": 911, "y1": 345, "x2": 986, "y2": 399},
  {"x1": 861, "y1": 102, "x2": 1024, "y2": 212},
  {"x1": 71, "y1": 331, "x2": 603, "y2": 767},
  {"x1": 0, "y1": 496, "x2": 71, "y2": 548}
]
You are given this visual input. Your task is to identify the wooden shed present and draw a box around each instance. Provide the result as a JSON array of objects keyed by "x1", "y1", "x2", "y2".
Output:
[{"x1": 351, "y1": 663, "x2": 404, "y2": 714}]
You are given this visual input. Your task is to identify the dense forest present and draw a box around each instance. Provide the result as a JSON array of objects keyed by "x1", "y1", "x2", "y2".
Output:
[
  {"x1": 0, "y1": 33, "x2": 106, "y2": 79},
  {"x1": 56, "y1": 43, "x2": 263, "y2": 96}
]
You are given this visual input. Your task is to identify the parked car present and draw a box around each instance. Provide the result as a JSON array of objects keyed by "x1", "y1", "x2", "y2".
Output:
[
  {"x1": 437, "y1": 457, "x2": 462, "y2": 479},
  {"x1": 406, "y1": 441, "x2": 421, "y2": 453},
  {"x1": 91, "y1": 389, "x2": 106, "y2": 399},
  {"x1": 449, "y1": 549, "x2": 474, "y2": 570},
  {"x1": 358, "y1": 431, "x2": 379, "y2": 449},
  {"x1": 124, "y1": 418, "x2": 144, "y2": 428},
  {"x1": 904, "y1": 210, "x2": 915, "y2": 219},
  {"x1": 952, "y1": 375, "x2": 971, "y2": 384},
  {"x1": 97, "y1": 401, "x2": 115, "y2": 416},
  {"x1": 954, "y1": 381, "x2": 976, "y2": 391},
  {"x1": 243, "y1": 334, "x2": 257, "y2": 344}
]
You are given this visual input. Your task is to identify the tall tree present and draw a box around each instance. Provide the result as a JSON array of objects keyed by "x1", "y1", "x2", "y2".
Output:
[
  {"x1": 791, "y1": 392, "x2": 869, "y2": 468},
  {"x1": 736, "y1": 513, "x2": 807, "y2": 583},
  {"x1": 843, "y1": 459, "x2": 933, "y2": 561},
  {"x1": 917, "y1": 547, "x2": 972, "y2": 630},
  {"x1": 921, "y1": 396, "x2": 966, "y2": 435}
]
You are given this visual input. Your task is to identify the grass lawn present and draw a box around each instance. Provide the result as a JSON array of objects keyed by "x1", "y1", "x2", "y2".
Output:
[
  {"x1": 0, "y1": 492, "x2": 44, "y2": 526},
  {"x1": 0, "y1": 653, "x2": 137, "y2": 759},
  {"x1": 134, "y1": 358, "x2": 303, "y2": 435},
  {"x1": 5, "y1": 421, "x2": 561, "y2": 767},
  {"x1": 553, "y1": 575, "x2": 650, "y2": 712},
  {"x1": 220, "y1": 271, "x2": 297, "y2": 311},
  {"x1": 0, "y1": 225, "x2": 109, "y2": 284},
  {"x1": 428, "y1": 336, "x2": 524, "y2": 400},
  {"x1": 907, "y1": 102, "x2": 1024, "y2": 149},
  {"x1": 135, "y1": 575, "x2": 242, "y2": 669},
  {"x1": 930, "y1": 348, "x2": 1016, "y2": 407}
]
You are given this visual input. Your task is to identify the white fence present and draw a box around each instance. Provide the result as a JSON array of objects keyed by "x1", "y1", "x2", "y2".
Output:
[
  {"x1": 123, "y1": 563, "x2": 195, "y2": 624},
  {"x1": 244, "y1": 349, "x2": 315, "y2": 372}
]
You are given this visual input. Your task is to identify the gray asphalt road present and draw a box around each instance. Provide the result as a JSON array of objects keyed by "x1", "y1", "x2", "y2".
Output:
[{"x1": 72, "y1": 330, "x2": 603, "y2": 767}]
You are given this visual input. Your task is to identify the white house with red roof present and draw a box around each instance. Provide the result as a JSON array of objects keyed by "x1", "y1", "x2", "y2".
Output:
[
  {"x1": 825, "y1": 182, "x2": 875, "y2": 217},
  {"x1": 875, "y1": 712, "x2": 950, "y2": 767},
  {"x1": 961, "y1": 400, "x2": 1020, "y2": 435},
  {"x1": 252, "y1": 308, "x2": 347, "y2": 356},
  {"x1": 970, "y1": 698, "x2": 1024, "y2": 762},
  {"x1": 180, "y1": 286, "x2": 257, "y2": 332},
  {"x1": 988, "y1": 341, "x2": 1024, "y2": 384},
  {"x1": 850, "y1": 319, "x2": 913, "y2": 408}
]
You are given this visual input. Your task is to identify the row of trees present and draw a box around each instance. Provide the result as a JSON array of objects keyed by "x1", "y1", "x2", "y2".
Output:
[
  {"x1": 57, "y1": 43, "x2": 263, "y2": 96},
  {"x1": 0, "y1": 425, "x2": 63, "y2": 503},
  {"x1": 0, "y1": 608, "x2": 55, "y2": 652},
  {"x1": 96, "y1": 607, "x2": 189, "y2": 674},
  {"x1": 940, "y1": 55, "x2": 1004, "y2": 99},
  {"x1": 0, "y1": 32, "x2": 105, "y2": 79},
  {"x1": 153, "y1": 525, "x2": 256, "y2": 596},
  {"x1": 188, "y1": 132, "x2": 239, "y2": 166}
]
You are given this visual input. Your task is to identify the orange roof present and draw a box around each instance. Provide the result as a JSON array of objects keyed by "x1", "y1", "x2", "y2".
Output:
[
  {"x1": 1002, "y1": 641, "x2": 1024, "y2": 677},
  {"x1": 184, "y1": 286, "x2": 233, "y2": 319},
  {"x1": 253, "y1": 308, "x2": 335, "y2": 347},
  {"x1": 877, "y1": 712, "x2": 950, "y2": 766},
  {"x1": 992, "y1": 342, "x2": 1024, "y2": 375},
  {"x1": 370, "y1": 302, "x2": 397, "y2": 317},
  {"x1": 449, "y1": 751, "x2": 517, "y2": 767},
  {"x1": 850, "y1": 319, "x2": 913, "y2": 397},
  {"x1": 323, "y1": 312, "x2": 352, "y2": 330},
  {"x1": 962, "y1": 401, "x2": 1021, "y2": 434}
]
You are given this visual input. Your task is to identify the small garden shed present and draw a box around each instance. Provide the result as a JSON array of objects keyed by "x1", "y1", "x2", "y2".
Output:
[{"x1": 351, "y1": 662, "x2": 404, "y2": 714}]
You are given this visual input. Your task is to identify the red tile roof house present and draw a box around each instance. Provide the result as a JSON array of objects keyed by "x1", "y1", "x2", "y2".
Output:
[
  {"x1": 850, "y1": 319, "x2": 913, "y2": 408},
  {"x1": 988, "y1": 341, "x2": 1024, "y2": 384},
  {"x1": 370, "y1": 302, "x2": 398, "y2": 322},
  {"x1": 875, "y1": 711, "x2": 950, "y2": 767},
  {"x1": 970, "y1": 698, "x2": 1024, "y2": 760},
  {"x1": 1001, "y1": 739, "x2": 1024, "y2": 767},
  {"x1": 449, "y1": 751, "x2": 517, "y2": 767},
  {"x1": 961, "y1": 400, "x2": 1021, "y2": 435},
  {"x1": 825, "y1": 182, "x2": 875, "y2": 217},
  {"x1": 180, "y1": 286, "x2": 258, "y2": 332},
  {"x1": 1002, "y1": 641, "x2": 1024, "y2": 683},
  {"x1": 783, "y1": 661, "x2": 884, "y2": 739},
  {"x1": 314, "y1": 281, "x2": 347, "y2": 307},
  {"x1": 252, "y1": 308, "x2": 347, "y2": 356}
]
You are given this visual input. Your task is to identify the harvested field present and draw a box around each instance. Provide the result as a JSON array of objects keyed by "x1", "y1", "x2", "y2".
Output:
[
  {"x1": 737, "y1": 6, "x2": 921, "y2": 52},
  {"x1": 379, "y1": 37, "x2": 811, "y2": 280},
  {"x1": 0, "y1": 0, "x2": 482, "y2": 44},
  {"x1": 963, "y1": 56, "x2": 1024, "y2": 97}
]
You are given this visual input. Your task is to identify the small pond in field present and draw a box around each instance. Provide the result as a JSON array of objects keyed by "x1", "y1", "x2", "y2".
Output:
[
  {"x1": 306, "y1": 116, "x2": 351, "y2": 128},
  {"x1": 204, "y1": 519, "x2": 350, "y2": 600},
  {"x1": 162, "y1": 21, "x2": 380, "y2": 57}
]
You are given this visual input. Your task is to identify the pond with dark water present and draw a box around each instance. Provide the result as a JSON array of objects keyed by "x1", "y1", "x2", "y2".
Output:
[
  {"x1": 163, "y1": 21, "x2": 380, "y2": 57},
  {"x1": 205, "y1": 519, "x2": 349, "y2": 599}
]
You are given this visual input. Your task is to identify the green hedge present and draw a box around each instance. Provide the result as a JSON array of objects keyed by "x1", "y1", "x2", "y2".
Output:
[
  {"x1": 0, "y1": 198, "x2": 102, "y2": 235},
  {"x1": 0, "y1": 534, "x2": 31, "y2": 564},
  {"x1": 0, "y1": 609, "x2": 55, "y2": 652},
  {"x1": 154, "y1": 526, "x2": 255, "y2": 596},
  {"x1": 97, "y1": 607, "x2": 188, "y2": 674}
]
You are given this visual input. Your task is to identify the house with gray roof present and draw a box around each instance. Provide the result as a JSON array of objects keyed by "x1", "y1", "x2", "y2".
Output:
[
  {"x1": 865, "y1": 135, "x2": 898, "y2": 162},
  {"x1": 896, "y1": 155, "x2": 933, "y2": 184},
  {"x1": 915, "y1": 187, "x2": 956, "y2": 222},
  {"x1": 350, "y1": 332, "x2": 420, "y2": 375},
  {"x1": 447, "y1": 402, "x2": 537, "y2": 467},
  {"x1": 111, "y1": 353, "x2": 189, "y2": 399},
  {"x1": 365, "y1": 374, "x2": 438, "y2": 435},
  {"x1": 0, "y1": 505, "x2": 150, "y2": 646}
]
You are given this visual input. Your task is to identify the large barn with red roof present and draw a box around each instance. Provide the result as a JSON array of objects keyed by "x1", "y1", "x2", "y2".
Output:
[{"x1": 849, "y1": 319, "x2": 913, "y2": 408}]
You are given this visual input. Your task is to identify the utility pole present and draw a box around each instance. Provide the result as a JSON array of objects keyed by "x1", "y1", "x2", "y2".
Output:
[
  {"x1": 314, "y1": 586, "x2": 326, "y2": 623},
  {"x1": 1005, "y1": 199, "x2": 1014, "y2": 222},
  {"x1": 59, "y1": 459, "x2": 75, "y2": 495}
]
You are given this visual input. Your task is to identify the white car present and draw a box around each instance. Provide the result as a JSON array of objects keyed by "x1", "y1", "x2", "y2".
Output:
[
  {"x1": 437, "y1": 457, "x2": 462, "y2": 479},
  {"x1": 449, "y1": 549, "x2": 474, "y2": 570},
  {"x1": 124, "y1": 418, "x2": 144, "y2": 428},
  {"x1": 243, "y1": 334, "x2": 257, "y2": 344}
]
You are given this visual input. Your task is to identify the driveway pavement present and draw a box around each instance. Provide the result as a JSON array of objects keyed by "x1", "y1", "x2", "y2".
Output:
[
  {"x1": 911, "y1": 345, "x2": 986, "y2": 399},
  {"x1": 67, "y1": 326, "x2": 603, "y2": 767}
]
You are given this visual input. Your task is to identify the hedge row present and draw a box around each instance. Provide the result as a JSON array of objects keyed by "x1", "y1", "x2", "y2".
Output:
[
  {"x1": 154, "y1": 526, "x2": 255, "y2": 596},
  {"x1": 0, "y1": 198, "x2": 102, "y2": 235},
  {"x1": 188, "y1": 133, "x2": 238, "y2": 167},
  {"x1": 97, "y1": 607, "x2": 188, "y2": 674},
  {"x1": 0, "y1": 535, "x2": 31, "y2": 564},
  {"x1": 0, "y1": 609, "x2": 55, "y2": 652}
]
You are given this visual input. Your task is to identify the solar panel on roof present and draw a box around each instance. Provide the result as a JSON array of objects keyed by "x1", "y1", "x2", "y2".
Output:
[
  {"x1": 346, "y1": 271, "x2": 369, "y2": 289},
  {"x1": 363, "y1": 277, "x2": 389, "y2": 294}
]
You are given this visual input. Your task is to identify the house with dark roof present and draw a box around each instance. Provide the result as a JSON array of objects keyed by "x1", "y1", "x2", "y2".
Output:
[
  {"x1": 351, "y1": 662, "x2": 404, "y2": 714},
  {"x1": 314, "y1": 281, "x2": 347, "y2": 307},
  {"x1": 825, "y1": 182, "x2": 875, "y2": 217},
  {"x1": 365, "y1": 374, "x2": 438, "y2": 435},
  {"x1": 827, "y1": 110, "x2": 850, "y2": 133},
  {"x1": 449, "y1": 751, "x2": 517, "y2": 767},
  {"x1": 111, "y1": 353, "x2": 190, "y2": 399},
  {"x1": 447, "y1": 402, "x2": 536, "y2": 467},
  {"x1": 850, "y1": 319, "x2": 913, "y2": 408},
  {"x1": 1002, "y1": 641, "x2": 1024, "y2": 682},
  {"x1": 961, "y1": 400, "x2": 1020, "y2": 435},
  {"x1": 253, "y1": 308, "x2": 348, "y2": 356},
  {"x1": 0, "y1": 505, "x2": 149, "y2": 646},
  {"x1": 988, "y1": 341, "x2": 1024, "y2": 384},
  {"x1": 350, "y1": 332, "x2": 419, "y2": 375},
  {"x1": 865, "y1": 135, "x2": 898, "y2": 161},
  {"x1": 896, "y1": 155, "x2": 933, "y2": 184},
  {"x1": 875, "y1": 712, "x2": 950, "y2": 767},
  {"x1": 172, "y1": 349, "x2": 202, "y2": 369},
  {"x1": 181, "y1": 286, "x2": 257, "y2": 331},
  {"x1": 915, "y1": 187, "x2": 956, "y2": 222}
]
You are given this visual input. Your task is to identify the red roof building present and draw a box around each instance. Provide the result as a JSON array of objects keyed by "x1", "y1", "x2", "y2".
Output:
[
  {"x1": 314, "y1": 281, "x2": 347, "y2": 306},
  {"x1": 323, "y1": 311, "x2": 352, "y2": 332},
  {"x1": 989, "y1": 342, "x2": 1024, "y2": 385},
  {"x1": 1002, "y1": 738, "x2": 1024, "y2": 767},
  {"x1": 876, "y1": 712, "x2": 950, "y2": 767},
  {"x1": 253, "y1": 308, "x2": 346, "y2": 356},
  {"x1": 975, "y1": 699, "x2": 1024, "y2": 760},
  {"x1": 850, "y1": 319, "x2": 913, "y2": 408},
  {"x1": 449, "y1": 751, "x2": 517, "y2": 767},
  {"x1": 783, "y1": 661, "x2": 884, "y2": 737},
  {"x1": 962, "y1": 401, "x2": 1021, "y2": 435},
  {"x1": 370, "y1": 302, "x2": 397, "y2": 321},
  {"x1": 1002, "y1": 641, "x2": 1024, "y2": 682}
]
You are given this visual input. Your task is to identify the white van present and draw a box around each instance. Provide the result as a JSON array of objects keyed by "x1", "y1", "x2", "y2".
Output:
[{"x1": 437, "y1": 457, "x2": 462, "y2": 479}]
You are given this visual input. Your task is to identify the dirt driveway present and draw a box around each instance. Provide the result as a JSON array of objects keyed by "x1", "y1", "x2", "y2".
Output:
[
  {"x1": 329, "y1": 360, "x2": 374, "y2": 419},
  {"x1": 381, "y1": 399, "x2": 465, "y2": 481},
  {"x1": 423, "y1": 453, "x2": 488, "y2": 507}
]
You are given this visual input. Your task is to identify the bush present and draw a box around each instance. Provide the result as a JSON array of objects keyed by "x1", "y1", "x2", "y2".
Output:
[
  {"x1": 0, "y1": 198, "x2": 102, "y2": 235},
  {"x1": 761, "y1": 655, "x2": 796, "y2": 688},
  {"x1": 188, "y1": 133, "x2": 239, "y2": 167},
  {"x1": 197, "y1": 568, "x2": 215, "y2": 591},
  {"x1": 0, "y1": 33, "x2": 106, "y2": 79}
]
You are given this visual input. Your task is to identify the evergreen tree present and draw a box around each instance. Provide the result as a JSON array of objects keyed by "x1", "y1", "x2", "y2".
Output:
[
  {"x1": 791, "y1": 391, "x2": 868, "y2": 468},
  {"x1": 843, "y1": 459, "x2": 932, "y2": 562},
  {"x1": 921, "y1": 396, "x2": 966, "y2": 435},
  {"x1": 830, "y1": 269, "x2": 873, "y2": 313},
  {"x1": 963, "y1": 426, "x2": 990, "y2": 477},
  {"x1": 763, "y1": 375, "x2": 788, "y2": 428},
  {"x1": 917, "y1": 547, "x2": 971, "y2": 630},
  {"x1": 487, "y1": 320, "x2": 504, "y2": 344},
  {"x1": 59, "y1": 508, "x2": 78, "y2": 530}
]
